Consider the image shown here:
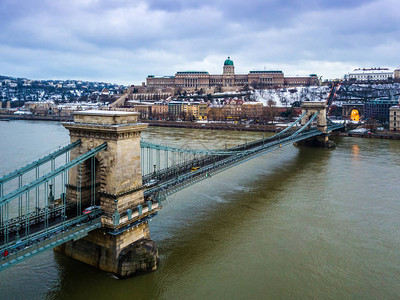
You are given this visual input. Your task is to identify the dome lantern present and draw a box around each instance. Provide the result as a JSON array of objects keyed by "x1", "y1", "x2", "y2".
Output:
[{"x1": 224, "y1": 56, "x2": 234, "y2": 66}]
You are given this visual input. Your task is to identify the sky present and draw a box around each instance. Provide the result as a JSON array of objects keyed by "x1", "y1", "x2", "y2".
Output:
[{"x1": 0, "y1": 0, "x2": 399, "y2": 85}]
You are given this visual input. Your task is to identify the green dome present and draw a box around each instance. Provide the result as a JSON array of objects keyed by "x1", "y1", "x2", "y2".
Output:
[{"x1": 224, "y1": 57, "x2": 234, "y2": 66}]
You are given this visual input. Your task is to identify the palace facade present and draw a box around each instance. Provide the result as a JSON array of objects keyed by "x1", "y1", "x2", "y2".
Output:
[{"x1": 146, "y1": 57, "x2": 319, "y2": 90}]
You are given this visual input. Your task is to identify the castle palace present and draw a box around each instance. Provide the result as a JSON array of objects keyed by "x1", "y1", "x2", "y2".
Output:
[{"x1": 146, "y1": 57, "x2": 319, "y2": 92}]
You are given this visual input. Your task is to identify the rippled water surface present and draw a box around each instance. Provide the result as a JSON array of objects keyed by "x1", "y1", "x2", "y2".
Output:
[{"x1": 0, "y1": 120, "x2": 399, "y2": 299}]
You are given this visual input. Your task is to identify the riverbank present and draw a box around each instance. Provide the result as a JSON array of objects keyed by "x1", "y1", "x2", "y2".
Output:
[
  {"x1": 338, "y1": 131, "x2": 400, "y2": 140},
  {"x1": 0, "y1": 114, "x2": 72, "y2": 122},
  {"x1": 0, "y1": 114, "x2": 280, "y2": 132}
]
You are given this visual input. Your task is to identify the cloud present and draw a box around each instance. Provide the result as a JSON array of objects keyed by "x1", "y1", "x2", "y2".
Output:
[{"x1": 0, "y1": 0, "x2": 399, "y2": 84}]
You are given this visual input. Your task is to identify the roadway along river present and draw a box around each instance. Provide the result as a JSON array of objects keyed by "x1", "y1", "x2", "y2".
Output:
[{"x1": 0, "y1": 120, "x2": 399, "y2": 299}]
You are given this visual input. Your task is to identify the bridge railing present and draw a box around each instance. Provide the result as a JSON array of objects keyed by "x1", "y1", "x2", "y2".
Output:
[
  {"x1": 0, "y1": 140, "x2": 81, "y2": 198},
  {"x1": 142, "y1": 119, "x2": 315, "y2": 186},
  {"x1": 141, "y1": 113, "x2": 309, "y2": 183},
  {"x1": 140, "y1": 111, "x2": 311, "y2": 178},
  {"x1": 140, "y1": 110, "x2": 314, "y2": 180},
  {"x1": 143, "y1": 121, "x2": 344, "y2": 200},
  {"x1": 292, "y1": 111, "x2": 319, "y2": 137},
  {"x1": 0, "y1": 142, "x2": 107, "y2": 261},
  {"x1": 144, "y1": 127, "x2": 321, "y2": 198},
  {"x1": 0, "y1": 212, "x2": 102, "y2": 271}
]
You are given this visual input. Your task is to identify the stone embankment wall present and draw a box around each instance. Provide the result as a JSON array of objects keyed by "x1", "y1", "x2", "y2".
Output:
[
  {"x1": 0, "y1": 114, "x2": 73, "y2": 121},
  {"x1": 337, "y1": 132, "x2": 400, "y2": 140},
  {"x1": 143, "y1": 120, "x2": 279, "y2": 132}
]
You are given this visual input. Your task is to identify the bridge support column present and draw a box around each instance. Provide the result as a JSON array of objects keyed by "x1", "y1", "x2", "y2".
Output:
[
  {"x1": 56, "y1": 111, "x2": 160, "y2": 278},
  {"x1": 296, "y1": 102, "x2": 336, "y2": 148}
]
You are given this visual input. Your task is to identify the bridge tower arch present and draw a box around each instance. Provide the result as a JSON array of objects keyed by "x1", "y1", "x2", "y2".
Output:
[
  {"x1": 299, "y1": 102, "x2": 335, "y2": 148},
  {"x1": 57, "y1": 111, "x2": 159, "y2": 278},
  {"x1": 301, "y1": 102, "x2": 327, "y2": 133},
  {"x1": 65, "y1": 156, "x2": 104, "y2": 209}
]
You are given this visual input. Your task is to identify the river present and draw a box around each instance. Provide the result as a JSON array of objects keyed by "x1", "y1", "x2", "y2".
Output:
[{"x1": 0, "y1": 120, "x2": 399, "y2": 299}]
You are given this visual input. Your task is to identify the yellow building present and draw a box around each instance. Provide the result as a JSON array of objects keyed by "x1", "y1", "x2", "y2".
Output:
[
  {"x1": 242, "y1": 102, "x2": 263, "y2": 119},
  {"x1": 182, "y1": 102, "x2": 203, "y2": 120},
  {"x1": 198, "y1": 103, "x2": 209, "y2": 120}
]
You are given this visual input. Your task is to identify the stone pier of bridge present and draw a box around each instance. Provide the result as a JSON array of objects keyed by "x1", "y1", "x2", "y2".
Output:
[
  {"x1": 56, "y1": 110, "x2": 160, "y2": 278},
  {"x1": 297, "y1": 102, "x2": 336, "y2": 148}
]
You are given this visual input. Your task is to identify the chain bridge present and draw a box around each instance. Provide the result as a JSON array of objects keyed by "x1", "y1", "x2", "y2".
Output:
[{"x1": 0, "y1": 102, "x2": 344, "y2": 278}]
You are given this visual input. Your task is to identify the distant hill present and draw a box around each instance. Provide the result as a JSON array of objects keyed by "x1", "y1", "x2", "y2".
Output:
[
  {"x1": 0, "y1": 75, "x2": 126, "y2": 103},
  {"x1": 0, "y1": 74, "x2": 125, "y2": 87}
]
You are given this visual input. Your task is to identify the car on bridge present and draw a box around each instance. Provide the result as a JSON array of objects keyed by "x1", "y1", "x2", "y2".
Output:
[
  {"x1": 82, "y1": 205, "x2": 101, "y2": 219},
  {"x1": 191, "y1": 167, "x2": 199, "y2": 172},
  {"x1": 145, "y1": 179, "x2": 157, "y2": 187}
]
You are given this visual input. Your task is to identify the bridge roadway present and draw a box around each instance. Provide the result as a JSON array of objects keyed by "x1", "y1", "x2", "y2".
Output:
[
  {"x1": 0, "y1": 203, "x2": 98, "y2": 246},
  {"x1": 0, "y1": 206, "x2": 102, "y2": 270}
]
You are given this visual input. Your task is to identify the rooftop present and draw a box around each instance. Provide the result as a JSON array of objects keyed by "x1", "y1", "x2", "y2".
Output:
[
  {"x1": 224, "y1": 57, "x2": 234, "y2": 66},
  {"x1": 74, "y1": 110, "x2": 138, "y2": 116},
  {"x1": 350, "y1": 68, "x2": 393, "y2": 75},
  {"x1": 70, "y1": 110, "x2": 142, "y2": 126},
  {"x1": 366, "y1": 97, "x2": 399, "y2": 104},
  {"x1": 147, "y1": 75, "x2": 175, "y2": 79},
  {"x1": 249, "y1": 70, "x2": 283, "y2": 74},
  {"x1": 176, "y1": 71, "x2": 209, "y2": 74}
]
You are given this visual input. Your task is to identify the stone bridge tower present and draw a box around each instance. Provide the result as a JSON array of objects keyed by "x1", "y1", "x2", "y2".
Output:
[
  {"x1": 56, "y1": 111, "x2": 160, "y2": 278},
  {"x1": 301, "y1": 102, "x2": 327, "y2": 133},
  {"x1": 299, "y1": 102, "x2": 335, "y2": 148}
]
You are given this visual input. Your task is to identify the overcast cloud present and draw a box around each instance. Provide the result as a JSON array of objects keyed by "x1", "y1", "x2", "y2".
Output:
[{"x1": 0, "y1": 0, "x2": 399, "y2": 84}]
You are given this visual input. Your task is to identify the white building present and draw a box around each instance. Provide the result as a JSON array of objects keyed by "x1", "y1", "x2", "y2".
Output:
[{"x1": 346, "y1": 68, "x2": 394, "y2": 82}]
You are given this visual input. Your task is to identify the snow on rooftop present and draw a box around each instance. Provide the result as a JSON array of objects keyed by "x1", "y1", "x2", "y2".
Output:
[
  {"x1": 350, "y1": 68, "x2": 393, "y2": 74},
  {"x1": 253, "y1": 86, "x2": 330, "y2": 107},
  {"x1": 242, "y1": 101, "x2": 262, "y2": 105}
]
